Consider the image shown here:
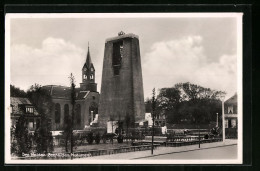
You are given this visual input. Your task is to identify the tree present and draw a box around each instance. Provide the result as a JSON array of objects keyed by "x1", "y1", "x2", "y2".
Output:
[
  {"x1": 87, "y1": 132, "x2": 94, "y2": 144},
  {"x1": 14, "y1": 115, "x2": 33, "y2": 156},
  {"x1": 63, "y1": 107, "x2": 71, "y2": 152},
  {"x1": 27, "y1": 84, "x2": 54, "y2": 153},
  {"x1": 95, "y1": 133, "x2": 101, "y2": 144},
  {"x1": 69, "y1": 73, "x2": 76, "y2": 156},
  {"x1": 175, "y1": 82, "x2": 224, "y2": 101},
  {"x1": 10, "y1": 85, "x2": 27, "y2": 97},
  {"x1": 125, "y1": 112, "x2": 131, "y2": 143},
  {"x1": 156, "y1": 87, "x2": 181, "y2": 123},
  {"x1": 156, "y1": 82, "x2": 226, "y2": 126},
  {"x1": 144, "y1": 98, "x2": 152, "y2": 113}
]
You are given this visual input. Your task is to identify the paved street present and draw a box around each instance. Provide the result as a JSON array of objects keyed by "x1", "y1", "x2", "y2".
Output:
[
  {"x1": 75, "y1": 139, "x2": 238, "y2": 160},
  {"x1": 135, "y1": 145, "x2": 237, "y2": 160}
]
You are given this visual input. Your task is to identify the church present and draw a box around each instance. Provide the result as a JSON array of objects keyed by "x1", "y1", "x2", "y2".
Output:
[{"x1": 42, "y1": 45, "x2": 100, "y2": 131}]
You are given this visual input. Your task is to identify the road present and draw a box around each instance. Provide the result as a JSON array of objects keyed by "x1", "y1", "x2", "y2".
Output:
[{"x1": 134, "y1": 145, "x2": 237, "y2": 160}]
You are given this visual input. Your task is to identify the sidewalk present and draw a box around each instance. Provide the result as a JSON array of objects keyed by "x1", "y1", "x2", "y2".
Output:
[{"x1": 75, "y1": 139, "x2": 237, "y2": 160}]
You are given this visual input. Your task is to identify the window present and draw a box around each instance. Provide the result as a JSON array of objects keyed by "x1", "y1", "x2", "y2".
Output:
[
  {"x1": 26, "y1": 107, "x2": 34, "y2": 114},
  {"x1": 29, "y1": 119, "x2": 34, "y2": 129},
  {"x1": 231, "y1": 119, "x2": 237, "y2": 128},
  {"x1": 91, "y1": 68, "x2": 94, "y2": 72},
  {"x1": 83, "y1": 74, "x2": 87, "y2": 79},
  {"x1": 225, "y1": 119, "x2": 228, "y2": 128},
  {"x1": 55, "y1": 103, "x2": 61, "y2": 123},
  {"x1": 90, "y1": 74, "x2": 94, "y2": 80},
  {"x1": 228, "y1": 106, "x2": 233, "y2": 114}
]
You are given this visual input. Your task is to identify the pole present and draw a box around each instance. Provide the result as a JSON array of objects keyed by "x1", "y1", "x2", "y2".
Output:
[
  {"x1": 222, "y1": 100, "x2": 225, "y2": 143},
  {"x1": 151, "y1": 88, "x2": 156, "y2": 155},
  {"x1": 151, "y1": 113, "x2": 154, "y2": 155},
  {"x1": 198, "y1": 124, "x2": 200, "y2": 148},
  {"x1": 216, "y1": 113, "x2": 218, "y2": 127},
  {"x1": 112, "y1": 121, "x2": 113, "y2": 145}
]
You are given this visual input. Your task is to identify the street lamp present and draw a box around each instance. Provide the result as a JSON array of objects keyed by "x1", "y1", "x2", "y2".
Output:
[
  {"x1": 216, "y1": 113, "x2": 218, "y2": 127},
  {"x1": 151, "y1": 88, "x2": 156, "y2": 155},
  {"x1": 219, "y1": 94, "x2": 225, "y2": 144}
]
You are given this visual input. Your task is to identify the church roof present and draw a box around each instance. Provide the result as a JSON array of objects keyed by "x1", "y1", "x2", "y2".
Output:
[
  {"x1": 42, "y1": 85, "x2": 91, "y2": 100},
  {"x1": 77, "y1": 91, "x2": 90, "y2": 100},
  {"x1": 42, "y1": 85, "x2": 71, "y2": 99}
]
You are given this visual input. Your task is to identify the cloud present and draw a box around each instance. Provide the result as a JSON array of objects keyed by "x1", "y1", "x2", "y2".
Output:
[
  {"x1": 11, "y1": 37, "x2": 87, "y2": 90},
  {"x1": 142, "y1": 36, "x2": 237, "y2": 99},
  {"x1": 10, "y1": 36, "x2": 237, "y2": 100}
]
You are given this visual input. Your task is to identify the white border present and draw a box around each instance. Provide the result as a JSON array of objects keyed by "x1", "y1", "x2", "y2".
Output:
[{"x1": 5, "y1": 13, "x2": 243, "y2": 164}]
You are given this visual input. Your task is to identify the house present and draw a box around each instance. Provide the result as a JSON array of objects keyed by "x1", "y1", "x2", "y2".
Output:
[
  {"x1": 10, "y1": 97, "x2": 40, "y2": 131},
  {"x1": 224, "y1": 93, "x2": 238, "y2": 138}
]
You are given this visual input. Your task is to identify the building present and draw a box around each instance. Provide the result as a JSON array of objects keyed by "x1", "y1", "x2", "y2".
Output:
[
  {"x1": 42, "y1": 45, "x2": 100, "y2": 131},
  {"x1": 224, "y1": 93, "x2": 238, "y2": 138},
  {"x1": 10, "y1": 97, "x2": 40, "y2": 131},
  {"x1": 98, "y1": 32, "x2": 146, "y2": 128}
]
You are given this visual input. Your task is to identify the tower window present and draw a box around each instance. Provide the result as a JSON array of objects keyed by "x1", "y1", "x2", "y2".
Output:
[
  {"x1": 90, "y1": 74, "x2": 94, "y2": 80},
  {"x1": 112, "y1": 41, "x2": 123, "y2": 75},
  {"x1": 83, "y1": 74, "x2": 87, "y2": 79}
]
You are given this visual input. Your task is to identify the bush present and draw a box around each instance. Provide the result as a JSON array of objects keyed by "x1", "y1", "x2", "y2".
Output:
[
  {"x1": 204, "y1": 134, "x2": 209, "y2": 139},
  {"x1": 95, "y1": 133, "x2": 101, "y2": 144},
  {"x1": 34, "y1": 127, "x2": 53, "y2": 154},
  {"x1": 14, "y1": 116, "x2": 33, "y2": 156},
  {"x1": 87, "y1": 132, "x2": 94, "y2": 144},
  {"x1": 117, "y1": 135, "x2": 124, "y2": 143}
]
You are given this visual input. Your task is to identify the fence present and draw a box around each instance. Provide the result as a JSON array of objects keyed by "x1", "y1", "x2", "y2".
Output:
[
  {"x1": 12, "y1": 144, "x2": 160, "y2": 160},
  {"x1": 166, "y1": 138, "x2": 222, "y2": 147}
]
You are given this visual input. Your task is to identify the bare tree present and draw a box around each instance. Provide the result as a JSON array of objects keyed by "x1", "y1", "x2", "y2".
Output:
[
  {"x1": 151, "y1": 88, "x2": 156, "y2": 155},
  {"x1": 69, "y1": 73, "x2": 76, "y2": 159}
]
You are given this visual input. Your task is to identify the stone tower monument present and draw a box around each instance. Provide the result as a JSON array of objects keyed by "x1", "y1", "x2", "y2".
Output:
[{"x1": 99, "y1": 32, "x2": 145, "y2": 127}]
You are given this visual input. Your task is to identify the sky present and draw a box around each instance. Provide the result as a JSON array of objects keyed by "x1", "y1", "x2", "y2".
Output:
[{"x1": 8, "y1": 14, "x2": 241, "y2": 99}]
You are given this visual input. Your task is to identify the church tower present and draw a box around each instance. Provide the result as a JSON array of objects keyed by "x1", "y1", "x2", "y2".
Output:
[
  {"x1": 80, "y1": 44, "x2": 97, "y2": 92},
  {"x1": 98, "y1": 32, "x2": 145, "y2": 127}
]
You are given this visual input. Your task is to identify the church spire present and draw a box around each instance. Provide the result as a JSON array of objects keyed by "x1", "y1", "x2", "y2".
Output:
[
  {"x1": 86, "y1": 42, "x2": 92, "y2": 69},
  {"x1": 80, "y1": 41, "x2": 97, "y2": 92}
]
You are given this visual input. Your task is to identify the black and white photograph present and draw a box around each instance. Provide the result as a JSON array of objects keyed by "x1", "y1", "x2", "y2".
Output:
[{"x1": 5, "y1": 13, "x2": 243, "y2": 164}]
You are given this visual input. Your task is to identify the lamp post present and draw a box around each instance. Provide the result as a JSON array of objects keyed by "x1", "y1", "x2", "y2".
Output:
[
  {"x1": 151, "y1": 88, "x2": 156, "y2": 155},
  {"x1": 219, "y1": 95, "x2": 225, "y2": 144},
  {"x1": 216, "y1": 113, "x2": 218, "y2": 127}
]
